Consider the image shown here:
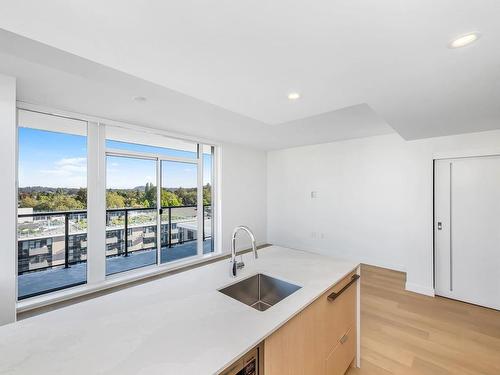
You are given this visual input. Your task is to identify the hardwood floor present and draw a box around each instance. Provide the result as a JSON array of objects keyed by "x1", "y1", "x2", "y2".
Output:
[{"x1": 347, "y1": 265, "x2": 500, "y2": 375}]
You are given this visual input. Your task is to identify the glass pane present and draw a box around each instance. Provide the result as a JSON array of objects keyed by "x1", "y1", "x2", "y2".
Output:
[
  {"x1": 106, "y1": 140, "x2": 197, "y2": 159},
  {"x1": 203, "y1": 145, "x2": 215, "y2": 253},
  {"x1": 17, "y1": 118, "x2": 88, "y2": 299},
  {"x1": 105, "y1": 125, "x2": 198, "y2": 159},
  {"x1": 160, "y1": 160, "x2": 198, "y2": 263},
  {"x1": 106, "y1": 156, "x2": 157, "y2": 276}
]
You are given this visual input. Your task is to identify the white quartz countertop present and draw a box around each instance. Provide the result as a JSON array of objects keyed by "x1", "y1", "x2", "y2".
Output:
[{"x1": 0, "y1": 246, "x2": 359, "y2": 375}]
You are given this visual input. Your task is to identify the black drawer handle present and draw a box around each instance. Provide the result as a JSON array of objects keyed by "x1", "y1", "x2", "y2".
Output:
[{"x1": 327, "y1": 274, "x2": 360, "y2": 302}]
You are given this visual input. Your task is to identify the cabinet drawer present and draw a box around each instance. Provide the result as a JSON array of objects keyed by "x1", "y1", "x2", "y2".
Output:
[
  {"x1": 324, "y1": 272, "x2": 357, "y2": 352},
  {"x1": 325, "y1": 327, "x2": 356, "y2": 375}
]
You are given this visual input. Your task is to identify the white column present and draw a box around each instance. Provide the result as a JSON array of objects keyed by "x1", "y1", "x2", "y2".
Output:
[
  {"x1": 0, "y1": 74, "x2": 17, "y2": 326},
  {"x1": 86, "y1": 122, "x2": 106, "y2": 284}
]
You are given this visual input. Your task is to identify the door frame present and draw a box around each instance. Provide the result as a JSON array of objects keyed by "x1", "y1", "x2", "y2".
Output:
[{"x1": 106, "y1": 144, "x2": 212, "y2": 268}]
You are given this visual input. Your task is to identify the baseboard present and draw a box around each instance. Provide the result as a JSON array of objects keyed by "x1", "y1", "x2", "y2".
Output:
[
  {"x1": 358, "y1": 259, "x2": 406, "y2": 273},
  {"x1": 405, "y1": 282, "x2": 435, "y2": 297}
]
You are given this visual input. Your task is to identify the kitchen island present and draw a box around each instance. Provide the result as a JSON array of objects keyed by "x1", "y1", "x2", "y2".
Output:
[{"x1": 0, "y1": 246, "x2": 360, "y2": 375}]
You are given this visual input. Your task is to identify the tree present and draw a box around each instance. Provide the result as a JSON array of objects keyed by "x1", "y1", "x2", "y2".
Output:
[
  {"x1": 106, "y1": 191, "x2": 126, "y2": 208},
  {"x1": 76, "y1": 188, "x2": 87, "y2": 205},
  {"x1": 174, "y1": 187, "x2": 197, "y2": 206},
  {"x1": 19, "y1": 195, "x2": 38, "y2": 208},
  {"x1": 18, "y1": 185, "x2": 191, "y2": 212},
  {"x1": 161, "y1": 190, "x2": 182, "y2": 207},
  {"x1": 33, "y1": 193, "x2": 85, "y2": 211},
  {"x1": 183, "y1": 191, "x2": 197, "y2": 205},
  {"x1": 203, "y1": 183, "x2": 212, "y2": 205},
  {"x1": 144, "y1": 182, "x2": 156, "y2": 207}
]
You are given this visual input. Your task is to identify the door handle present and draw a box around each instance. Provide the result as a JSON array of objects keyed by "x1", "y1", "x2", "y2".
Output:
[{"x1": 437, "y1": 222, "x2": 442, "y2": 230}]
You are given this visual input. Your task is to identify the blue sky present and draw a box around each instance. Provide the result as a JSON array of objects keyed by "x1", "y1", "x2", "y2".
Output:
[{"x1": 19, "y1": 128, "x2": 212, "y2": 189}]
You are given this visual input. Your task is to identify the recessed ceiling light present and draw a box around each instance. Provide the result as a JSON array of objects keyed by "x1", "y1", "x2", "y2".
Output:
[
  {"x1": 133, "y1": 96, "x2": 147, "y2": 102},
  {"x1": 449, "y1": 32, "x2": 481, "y2": 48},
  {"x1": 288, "y1": 92, "x2": 301, "y2": 100}
]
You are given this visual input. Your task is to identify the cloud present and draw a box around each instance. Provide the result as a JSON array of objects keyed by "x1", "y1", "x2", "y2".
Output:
[
  {"x1": 56, "y1": 157, "x2": 86, "y2": 166},
  {"x1": 38, "y1": 157, "x2": 87, "y2": 187}
]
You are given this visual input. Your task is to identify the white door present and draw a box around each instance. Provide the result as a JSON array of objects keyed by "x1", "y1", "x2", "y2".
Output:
[{"x1": 435, "y1": 157, "x2": 500, "y2": 310}]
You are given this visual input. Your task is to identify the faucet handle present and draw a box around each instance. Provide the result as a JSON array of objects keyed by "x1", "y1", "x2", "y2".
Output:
[
  {"x1": 230, "y1": 258, "x2": 245, "y2": 277},
  {"x1": 231, "y1": 259, "x2": 237, "y2": 277}
]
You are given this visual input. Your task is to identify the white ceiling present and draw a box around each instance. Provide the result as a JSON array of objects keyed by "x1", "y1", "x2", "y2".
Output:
[
  {"x1": 0, "y1": 0, "x2": 499, "y2": 142},
  {"x1": 0, "y1": 29, "x2": 393, "y2": 149},
  {"x1": 0, "y1": 30, "x2": 270, "y2": 148}
]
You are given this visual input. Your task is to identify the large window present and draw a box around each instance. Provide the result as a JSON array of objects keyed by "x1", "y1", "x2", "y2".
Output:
[
  {"x1": 17, "y1": 110, "x2": 88, "y2": 299},
  {"x1": 16, "y1": 109, "x2": 218, "y2": 301}
]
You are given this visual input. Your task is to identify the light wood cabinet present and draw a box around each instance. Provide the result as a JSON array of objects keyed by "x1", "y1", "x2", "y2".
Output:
[
  {"x1": 264, "y1": 269, "x2": 359, "y2": 375},
  {"x1": 325, "y1": 327, "x2": 356, "y2": 375},
  {"x1": 263, "y1": 292, "x2": 325, "y2": 374}
]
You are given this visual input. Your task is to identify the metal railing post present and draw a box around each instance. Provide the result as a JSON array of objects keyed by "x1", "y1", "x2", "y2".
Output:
[
  {"x1": 168, "y1": 207, "x2": 172, "y2": 248},
  {"x1": 202, "y1": 205, "x2": 206, "y2": 242},
  {"x1": 64, "y1": 213, "x2": 70, "y2": 268},
  {"x1": 124, "y1": 209, "x2": 129, "y2": 257}
]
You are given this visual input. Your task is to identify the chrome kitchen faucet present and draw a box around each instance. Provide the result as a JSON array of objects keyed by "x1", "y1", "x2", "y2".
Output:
[{"x1": 230, "y1": 226, "x2": 257, "y2": 277}]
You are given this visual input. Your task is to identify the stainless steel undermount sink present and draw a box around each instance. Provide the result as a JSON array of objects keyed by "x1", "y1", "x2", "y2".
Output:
[{"x1": 219, "y1": 273, "x2": 301, "y2": 311}]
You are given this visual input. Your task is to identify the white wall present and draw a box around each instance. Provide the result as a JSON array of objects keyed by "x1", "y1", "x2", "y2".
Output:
[
  {"x1": 221, "y1": 143, "x2": 267, "y2": 252},
  {"x1": 0, "y1": 74, "x2": 17, "y2": 325},
  {"x1": 267, "y1": 130, "x2": 500, "y2": 296}
]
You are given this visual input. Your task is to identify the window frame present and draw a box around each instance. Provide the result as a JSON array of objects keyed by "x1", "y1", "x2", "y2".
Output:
[
  {"x1": 15, "y1": 102, "x2": 222, "y2": 311},
  {"x1": 104, "y1": 145, "x2": 207, "y2": 272}
]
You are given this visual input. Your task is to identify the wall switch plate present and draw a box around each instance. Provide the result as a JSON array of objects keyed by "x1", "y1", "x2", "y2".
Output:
[{"x1": 311, "y1": 191, "x2": 318, "y2": 199}]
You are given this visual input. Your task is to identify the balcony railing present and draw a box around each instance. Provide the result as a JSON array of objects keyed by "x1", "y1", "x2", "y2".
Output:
[{"x1": 17, "y1": 205, "x2": 212, "y2": 276}]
